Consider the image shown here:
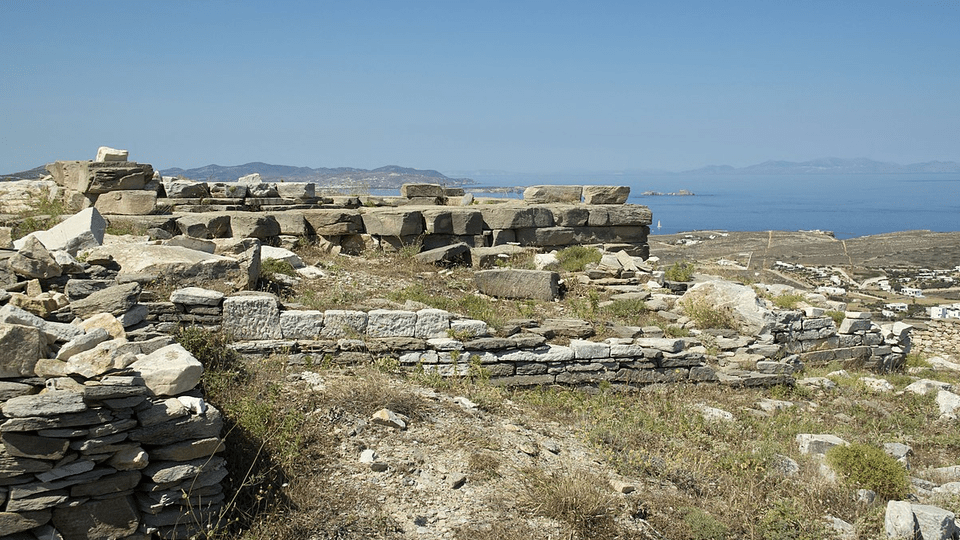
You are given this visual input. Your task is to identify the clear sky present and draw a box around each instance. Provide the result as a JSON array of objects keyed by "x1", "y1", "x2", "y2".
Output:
[{"x1": 2, "y1": 1, "x2": 958, "y2": 174}]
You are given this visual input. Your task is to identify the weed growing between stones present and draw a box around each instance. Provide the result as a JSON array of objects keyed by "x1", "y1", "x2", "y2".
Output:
[
  {"x1": 556, "y1": 245, "x2": 602, "y2": 272},
  {"x1": 11, "y1": 195, "x2": 67, "y2": 239},
  {"x1": 772, "y1": 292, "x2": 806, "y2": 309},
  {"x1": 679, "y1": 296, "x2": 738, "y2": 330}
]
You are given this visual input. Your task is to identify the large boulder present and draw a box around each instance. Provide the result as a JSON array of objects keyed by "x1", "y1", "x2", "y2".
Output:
[
  {"x1": 14, "y1": 207, "x2": 107, "y2": 255},
  {"x1": 582, "y1": 185, "x2": 630, "y2": 204},
  {"x1": 83, "y1": 243, "x2": 245, "y2": 289},
  {"x1": 475, "y1": 269, "x2": 561, "y2": 301},
  {"x1": 9, "y1": 236, "x2": 62, "y2": 279},
  {"x1": 680, "y1": 280, "x2": 775, "y2": 334}
]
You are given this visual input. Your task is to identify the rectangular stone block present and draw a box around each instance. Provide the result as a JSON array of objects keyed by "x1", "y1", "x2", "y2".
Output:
[
  {"x1": 587, "y1": 206, "x2": 652, "y2": 227},
  {"x1": 415, "y1": 309, "x2": 451, "y2": 339},
  {"x1": 221, "y1": 295, "x2": 282, "y2": 340},
  {"x1": 522, "y1": 185, "x2": 582, "y2": 204},
  {"x1": 475, "y1": 269, "x2": 560, "y2": 301},
  {"x1": 94, "y1": 191, "x2": 157, "y2": 215},
  {"x1": 320, "y1": 310, "x2": 368, "y2": 338},
  {"x1": 367, "y1": 310, "x2": 417, "y2": 338},
  {"x1": 280, "y1": 310, "x2": 323, "y2": 339},
  {"x1": 303, "y1": 210, "x2": 364, "y2": 235},
  {"x1": 582, "y1": 186, "x2": 630, "y2": 204},
  {"x1": 569, "y1": 339, "x2": 610, "y2": 359},
  {"x1": 361, "y1": 210, "x2": 424, "y2": 236}
]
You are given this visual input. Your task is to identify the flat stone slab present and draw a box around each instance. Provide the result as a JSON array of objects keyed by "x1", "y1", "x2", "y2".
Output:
[{"x1": 475, "y1": 269, "x2": 560, "y2": 301}]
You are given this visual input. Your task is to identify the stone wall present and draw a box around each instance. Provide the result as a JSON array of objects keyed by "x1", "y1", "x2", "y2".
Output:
[
  {"x1": 912, "y1": 319, "x2": 960, "y2": 359},
  {"x1": 35, "y1": 157, "x2": 652, "y2": 258}
]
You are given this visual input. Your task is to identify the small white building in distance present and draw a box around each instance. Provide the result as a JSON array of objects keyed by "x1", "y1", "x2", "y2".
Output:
[
  {"x1": 885, "y1": 303, "x2": 908, "y2": 312},
  {"x1": 930, "y1": 304, "x2": 960, "y2": 319},
  {"x1": 901, "y1": 287, "x2": 924, "y2": 298}
]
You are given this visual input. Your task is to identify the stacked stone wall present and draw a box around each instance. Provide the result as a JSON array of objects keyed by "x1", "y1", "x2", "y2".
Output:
[{"x1": 913, "y1": 319, "x2": 960, "y2": 359}]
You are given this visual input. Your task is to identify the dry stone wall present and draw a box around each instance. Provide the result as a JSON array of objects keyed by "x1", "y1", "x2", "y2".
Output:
[{"x1": 913, "y1": 319, "x2": 960, "y2": 359}]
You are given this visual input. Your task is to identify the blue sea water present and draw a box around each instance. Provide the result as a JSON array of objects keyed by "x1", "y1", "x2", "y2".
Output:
[{"x1": 462, "y1": 173, "x2": 960, "y2": 240}]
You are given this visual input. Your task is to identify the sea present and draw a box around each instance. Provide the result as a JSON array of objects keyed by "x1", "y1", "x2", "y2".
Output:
[{"x1": 457, "y1": 173, "x2": 960, "y2": 240}]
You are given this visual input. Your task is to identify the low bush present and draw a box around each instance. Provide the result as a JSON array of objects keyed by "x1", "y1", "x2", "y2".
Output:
[
  {"x1": 680, "y1": 297, "x2": 738, "y2": 330},
  {"x1": 826, "y1": 443, "x2": 909, "y2": 500},
  {"x1": 556, "y1": 246, "x2": 602, "y2": 272},
  {"x1": 520, "y1": 468, "x2": 617, "y2": 538},
  {"x1": 664, "y1": 261, "x2": 695, "y2": 282},
  {"x1": 772, "y1": 293, "x2": 805, "y2": 309},
  {"x1": 260, "y1": 258, "x2": 297, "y2": 280}
]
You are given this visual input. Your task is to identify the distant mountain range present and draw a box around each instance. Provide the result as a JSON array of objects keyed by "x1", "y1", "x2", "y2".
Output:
[
  {"x1": 3, "y1": 158, "x2": 959, "y2": 184},
  {"x1": 680, "y1": 158, "x2": 960, "y2": 175},
  {"x1": 160, "y1": 162, "x2": 474, "y2": 188}
]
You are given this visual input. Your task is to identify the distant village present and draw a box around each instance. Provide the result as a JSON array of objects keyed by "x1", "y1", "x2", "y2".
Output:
[{"x1": 773, "y1": 260, "x2": 960, "y2": 321}]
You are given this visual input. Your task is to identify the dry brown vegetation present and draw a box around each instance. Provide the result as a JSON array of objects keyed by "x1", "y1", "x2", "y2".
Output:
[{"x1": 173, "y1": 242, "x2": 960, "y2": 540}]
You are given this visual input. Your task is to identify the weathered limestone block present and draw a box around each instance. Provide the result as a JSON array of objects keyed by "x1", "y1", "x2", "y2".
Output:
[
  {"x1": 280, "y1": 310, "x2": 323, "y2": 339},
  {"x1": 94, "y1": 190, "x2": 157, "y2": 215},
  {"x1": 839, "y1": 318, "x2": 873, "y2": 334},
  {"x1": 449, "y1": 319, "x2": 490, "y2": 338},
  {"x1": 46, "y1": 160, "x2": 153, "y2": 194},
  {"x1": 514, "y1": 227, "x2": 577, "y2": 247},
  {"x1": 64, "y1": 338, "x2": 139, "y2": 378},
  {"x1": 475, "y1": 269, "x2": 560, "y2": 301},
  {"x1": 0, "y1": 304, "x2": 84, "y2": 343},
  {"x1": 796, "y1": 433, "x2": 848, "y2": 456},
  {"x1": 229, "y1": 213, "x2": 281, "y2": 239},
  {"x1": 569, "y1": 339, "x2": 611, "y2": 359},
  {"x1": 480, "y1": 206, "x2": 554, "y2": 229},
  {"x1": 170, "y1": 287, "x2": 225, "y2": 306},
  {"x1": 587, "y1": 205, "x2": 653, "y2": 226},
  {"x1": 269, "y1": 212, "x2": 309, "y2": 236},
  {"x1": 69, "y1": 282, "x2": 141, "y2": 319},
  {"x1": 401, "y1": 183, "x2": 445, "y2": 198},
  {"x1": 523, "y1": 185, "x2": 582, "y2": 204},
  {"x1": 361, "y1": 210, "x2": 424, "y2": 236},
  {"x1": 176, "y1": 213, "x2": 231, "y2": 239},
  {"x1": 161, "y1": 177, "x2": 210, "y2": 199},
  {"x1": 0, "y1": 323, "x2": 45, "y2": 378},
  {"x1": 164, "y1": 235, "x2": 217, "y2": 253},
  {"x1": 552, "y1": 205, "x2": 590, "y2": 227},
  {"x1": 128, "y1": 344, "x2": 203, "y2": 397},
  {"x1": 209, "y1": 182, "x2": 247, "y2": 198},
  {"x1": 319, "y1": 310, "x2": 367, "y2": 339},
  {"x1": 222, "y1": 294, "x2": 282, "y2": 340},
  {"x1": 367, "y1": 310, "x2": 417, "y2": 338},
  {"x1": 275, "y1": 182, "x2": 316, "y2": 199},
  {"x1": 12, "y1": 207, "x2": 105, "y2": 256},
  {"x1": 414, "y1": 243, "x2": 471, "y2": 266},
  {"x1": 9, "y1": 236, "x2": 61, "y2": 279},
  {"x1": 95, "y1": 146, "x2": 128, "y2": 162},
  {"x1": 415, "y1": 309, "x2": 451, "y2": 339},
  {"x1": 582, "y1": 185, "x2": 630, "y2": 204},
  {"x1": 303, "y1": 210, "x2": 364, "y2": 235}
]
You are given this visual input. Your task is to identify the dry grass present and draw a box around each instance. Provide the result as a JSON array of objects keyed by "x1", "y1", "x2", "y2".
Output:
[{"x1": 519, "y1": 468, "x2": 620, "y2": 539}]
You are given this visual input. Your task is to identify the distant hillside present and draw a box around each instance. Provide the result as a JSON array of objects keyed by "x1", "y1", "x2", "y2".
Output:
[
  {"x1": 160, "y1": 162, "x2": 474, "y2": 189},
  {"x1": 683, "y1": 158, "x2": 960, "y2": 175},
  {"x1": 0, "y1": 166, "x2": 47, "y2": 181}
]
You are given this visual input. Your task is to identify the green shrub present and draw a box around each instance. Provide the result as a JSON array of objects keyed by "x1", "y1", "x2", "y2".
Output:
[
  {"x1": 600, "y1": 298, "x2": 648, "y2": 325},
  {"x1": 664, "y1": 261, "x2": 695, "y2": 282},
  {"x1": 556, "y1": 246, "x2": 602, "y2": 272},
  {"x1": 772, "y1": 293, "x2": 805, "y2": 309},
  {"x1": 826, "y1": 310, "x2": 845, "y2": 326},
  {"x1": 826, "y1": 443, "x2": 909, "y2": 500},
  {"x1": 260, "y1": 258, "x2": 297, "y2": 279},
  {"x1": 680, "y1": 297, "x2": 737, "y2": 330},
  {"x1": 681, "y1": 507, "x2": 728, "y2": 540}
]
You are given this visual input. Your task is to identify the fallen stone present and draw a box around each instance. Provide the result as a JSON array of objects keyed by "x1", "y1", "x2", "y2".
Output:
[
  {"x1": 14, "y1": 207, "x2": 107, "y2": 255},
  {"x1": 163, "y1": 235, "x2": 217, "y2": 253},
  {"x1": 523, "y1": 185, "x2": 582, "y2": 203},
  {"x1": 0, "y1": 323, "x2": 46, "y2": 377},
  {"x1": 95, "y1": 146, "x2": 128, "y2": 162},
  {"x1": 69, "y1": 282, "x2": 141, "y2": 319},
  {"x1": 414, "y1": 242, "x2": 471, "y2": 267},
  {"x1": 937, "y1": 390, "x2": 960, "y2": 420},
  {"x1": 475, "y1": 269, "x2": 560, "y2": 301},
  {"x1": 9, "y1": 236, "x2": 62, "y2": 279},
  {"x1": 129, "y1": 344, "x2": 204, "y2": 396},
  {"x1": 94, "y1": 190, "x2": 157, "y2": 215},
  {"x1": 371, "y1": 408, "x2": 406, "y2": 429},
  {"x1": 796, "y1": 433, "x2": 848, "y2": 456}
]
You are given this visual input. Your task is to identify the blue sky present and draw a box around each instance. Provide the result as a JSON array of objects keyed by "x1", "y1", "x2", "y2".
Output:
[{"x1": 2, "y1": 1, "x2": 958, "y2": 174}]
